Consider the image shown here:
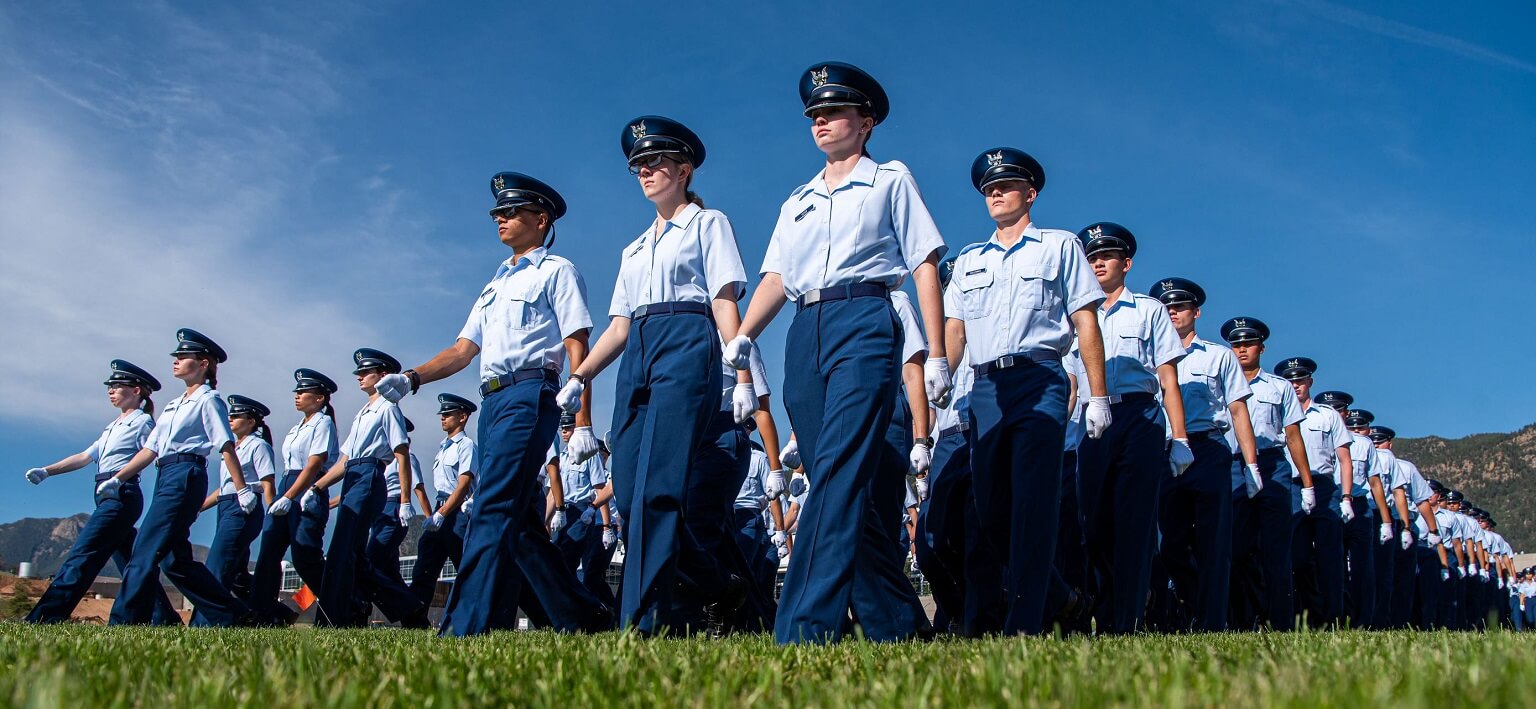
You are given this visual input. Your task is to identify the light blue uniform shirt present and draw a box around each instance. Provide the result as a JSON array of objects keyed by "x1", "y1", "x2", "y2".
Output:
[
  {"x1": 1296, "y1": 404, "x2": 1351, "y2": 484},
  {"x1": 1415, "y1": 508, "x2": 1456, "y2": 546},
  {"x1": 459, "y1": 247, "x2": 593, "y2": 382},
  {"x1": 222, "y1": 435, "x2": 277, "y2": 496},
  {"x1": 1095, "y1": 289, "x2": 1184, "y2": 397},
  {"x1": 85, "y1": 410, "x2": 154, "y2": 475},
  {"x1": 760, "y1": 157, "x2": 947, "y2": 300},
  {"x1": 735, "y1": 447, "x2": 772, "y2": 510},
  {"x1": 1399, "y1": 458, "x2": 1431, "y2": 519},
  {"x1": 942, "y1": 225, "x2": 1103, "y2": 361},
  {"x1": 719, "y1": 340, "x2": 770, "y2": 412},
  {"x1": 431, "y1": 433, "x2": 475, "y2": 499},
  {"x1": 1348, "y1": 433, "x2": 1377, "y2": 498},
  {"x1": 609, "y1": 204, "x2": 746, "y2": 316},
  {"x1": 1243, "y1": 371, "x2": 1305, "y2": 450},
  {"x1": 340, "y1": 397, "x2": 409, "y2": 463},
  {"x1": 146, "y1": 385, "x2": 235, "y2": 457},
  {"x1": 891, "y1": 291, "x2": 927, "y2": 364},
  {"x1": 558, "y1": 444, "x2": 609, "y2": 509},
  {"x1": 933, "y1": 351, "x2": 974, "y2": 436},
  {"x1": 384, "y1": 452, "x2": 422, "y2": 498},
  {"x1": 1372, "y1": 446, "x2": 1406, "y2": 490},
  {"x1": 1176, "y1": 337, "x2": 1251, "y2": 436},
  {"x1": 282, "y1": 412, "x2": 339, "y2": 471}
]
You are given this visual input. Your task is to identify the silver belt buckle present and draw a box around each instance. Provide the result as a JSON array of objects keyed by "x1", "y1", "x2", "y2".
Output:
[{"x1": 998, "y1": 355, "x2": 1015, "y2": 369}]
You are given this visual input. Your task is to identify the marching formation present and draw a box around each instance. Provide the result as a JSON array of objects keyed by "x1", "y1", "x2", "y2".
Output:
[{"x1": 20, "y1": 61, "x2": 1526, "y2": 642}]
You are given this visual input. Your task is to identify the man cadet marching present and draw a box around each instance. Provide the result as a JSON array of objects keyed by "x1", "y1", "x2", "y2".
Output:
[
  {"x1": 941, "y1": 147, "x2": 1108, "y2": 636},
  {"x1": 1147, "y1": 277, "x2": 1262, "y2": 632},
  {"x1": 1219, "y1": 318, "x2": 1316, "y2": 631},
  {"x1": 1274, "y1": 366, "x2": 1353, "y2": 628},
  {"x1": 1072, "y1": 222, "x2": 1191, "y2": 635},
  {"x1": 377, "y1": 172, "x2": 611, "y2": 636},
  {"x1": 408, "y1": 393, "x2": 478, "y2": 608},
  {"x1": 1338, "y1": 407, "x2": 1393, "y2": 628}
]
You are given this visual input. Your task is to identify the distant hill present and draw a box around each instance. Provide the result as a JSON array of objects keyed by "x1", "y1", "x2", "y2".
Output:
[
  {"x1": 1394, "y1": 424, "x2": 1536, "y2": 553},
  {"x1": 0, "y1": 514, "x2": 209, "y2": 577}
]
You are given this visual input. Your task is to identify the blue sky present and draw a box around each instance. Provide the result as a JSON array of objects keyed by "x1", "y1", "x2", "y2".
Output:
[{"x1": 2, "y1": 0, "x2": 1533, "y2": 540}]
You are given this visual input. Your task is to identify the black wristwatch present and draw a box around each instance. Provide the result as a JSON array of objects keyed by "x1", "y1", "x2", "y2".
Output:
[
  {"x1": 915, "y1": 436, "x2": 934, "y2": 449},
  {"x1": 404, "y1": 369, "x2": 422, "y2": 394}
]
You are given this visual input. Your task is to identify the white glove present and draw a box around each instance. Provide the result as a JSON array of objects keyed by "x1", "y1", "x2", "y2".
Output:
[
  {"x1": 550, "y1": 509, "x2": 568, "y2": 535},
  {"x1": 1401, "y1": 528, "x2": 1413, "y2": 550},
  {"x1": 376, "y1": 373, "x2": 411, "y2": 403},
  {"x1": 1244, "y1": 463, "x2": 1264, "y2": 498},
  {"x1": 268, "y1": 496, "x2": 293, "y2": 516},
  {"x1": 236, "y1": 486, "x2": 259, "y2": 515},
  {"x1": 602, "y1": 526, "x2": 617, "y2": 549},
  {"x1": 1379, "y1": 522, "x2": 1393, "y2": 544},
  {"x1": 780, "y1": 439, "x2": 801, "y2": 470},
  {"x1": 771, "y1": 530, "x2": 788, "y2": 547},
  {"x1": 1470, "y1": 562, "x2": 1480, "y2": 576},
  {"x1": 1442, "y1": 568, "x2": 1450, "y2": 582},
  {"x1": 301, "y1": 489, "x2": 322, "y2": 514},
  {"x1": 724, "y1": 335, "x2": 753, "y2": 370},
  {"x1": 731, "y1": 383, "x2": 758, "y2": 425},
  {"x1": 1426, "y1": 532, "x2": 1442, "y2": 547},
  {"x1": 25, "y1": 467, "x2": 49, "y2": 485},
  {"x1": 556, "y1": 377, "x2": 584, "y2": 414},
  {"x1": 765, "y1": 469, "x2": 787, "y2": 499},
  {"x1": 567, "y1": 426, "x2": 599, "y2": 463},
  {"x1": 909, "y1": 440, "x2": 933, "y2": 475},
  {"x1": 462, "y1": 498, "x2": 474, "y2": 516},
  {"x1": 1085, "y1": 397, "x2": 1112, "y2": 440},
  {"x1": 1340, "y1": 498, "x2": 1355, "y2": 523},
  {"x1": 923, "y1": 357, "x2": 952, "y2": 406},
  {"x1": 1458, "y1": 566, "x2": 1468, "y2": 578},
  {"x1": 425, "y1": 511, "x2": 445, "y2": 532},
  {"x1": 95, "y1": 476, "x2": 123, "y2": 501},
  {"x1": 397, "y1": 501, "x2": 416, "y2": 527},
  {"x1": 915, "y1": 476, "x2": 929, "y2": 502},
  {"x1": 1481, "y1": 568, "x2": 1491, "y2": 581},
  {"x1": 1499, "y1": 577, "x2": 1506, "y2": 590},
  {"x1": 1169, "y1": 439, "x2": 1195, "y2": 477},
  {"x1": 1300, "y1": 486, "x2": 1316, "y2": 515}
]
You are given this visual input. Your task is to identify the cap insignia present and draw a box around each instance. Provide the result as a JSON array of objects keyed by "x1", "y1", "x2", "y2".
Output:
[
  {"x1": 811, "y1": 67, "x2": 828, "y2": 87},
  {"x1": 986, "y1": 151, "x2": 1004, "y2": 167},
  {"x1": 631, "y1": 120, "x2": 647, "y2": 139}
]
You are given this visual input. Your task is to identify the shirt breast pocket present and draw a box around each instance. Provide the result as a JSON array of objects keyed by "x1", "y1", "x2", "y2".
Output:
[
  {"x1": 958, "y1": 268, "x2": 996, "y2": 318},
  {"x1": 1182, "y1": 367, "x2": 1221, "y2": 403},
  {"x1": 1015, "y1": 260, "x2": 1058, "y2": 311},
  {"x1": 487, "y1": 285, "x2": 541, "y2": 331},
  {"x1": 1115, "y1": 319, "x2": 1151, "y2": 359},
  {"x1": 1252, "y1": 390, "x2": 1283, "y2": 430}
]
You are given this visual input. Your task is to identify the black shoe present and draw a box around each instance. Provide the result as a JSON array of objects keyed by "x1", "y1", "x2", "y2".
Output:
[
  {"x1": 1054, "y1": 589, "x2": 1095, "y2": 634},
  {"x1": 582, "y1": 604, "x2": 616, "y2": 633},
  {"x1": 703, "y1": 575, "x2": 747, "y2": 639},
  {"x1": 400, "y1": 606, "x2": 431, "y2": 630}
]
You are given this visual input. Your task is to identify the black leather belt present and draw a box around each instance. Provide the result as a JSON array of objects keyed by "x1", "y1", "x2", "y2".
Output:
[
  {"x1": 972, "y1": 350, "x2": 1061, "y2": 376},
  {"x1": 94, "y1": 469, "x2": 125, "y2": 483},
  {"x1": 940, "y1": 421, "x2": 970, "y2": 439},
  {"x1": 796, "y1": 283, "x2": 890, "y2": 309},
  {"x1": 631, "y1": 301, "x2": 710, "y2": 319},
  {"x1": 480, "y1": 367, "x2": 558, "y2": 397},
  {"x1": 1109, "y1": 392, "x2": 1156, "y2": 405},
  {"x1": 158, "y1": 453, "x2": 206, "y2": 467},
  {"x1": 1186, "y1": 430, "x2": 1215, "y2": 441}
]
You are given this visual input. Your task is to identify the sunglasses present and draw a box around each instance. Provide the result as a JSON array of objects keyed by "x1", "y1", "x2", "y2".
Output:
[{"x1": 627, "y1": 154, "x2": 682, "y2": 175}]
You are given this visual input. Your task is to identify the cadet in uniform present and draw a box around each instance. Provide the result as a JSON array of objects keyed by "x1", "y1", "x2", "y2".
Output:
[
  {"x1": 941, "y1": 148, "x2": 1107, "y2": 636},
  {"x1": 1220, "y1": 319, "x2": 1315, "y2": 631},
  {"x1": 368, "y1": 418, "x2": 425, "y2": 602},
  {"x1": 250, "y1": 368, "x2": 340, "y2": 625},
  {"x1": 1366, "y1": 425, "x2": 1413, "y2": 628},
  {"x1": 1148, "y1": 277, "x2": 1262, "y2": 632},
  {"x1": 377, "y1": 172, "x2": 610, "y2": 636},
  {"x1": 1339, "y1": 407, "x2": 1393, "y2": 628},
  {"x1": 23, "y1": 360, "x2": 177, "y2": 624},
  {"x1": 875, "y1": 290, "x2": 935, "y2": 635},
  {"x1": 106, "y1": 329, "x2": 255, "y2": 626},
  {"x1": 550, "y1": 416, "x2": 614, "y2": 592},
  {"x1": 193, "y1": 394, "x2": 276, "y2": 623},
  {"x1": 732, "y1": 423, "x2": 782, "y2": 630},
  {"x1": 727, "y1": 62, "x2": 951, "y2": 644},
  {"x1": 1373, "y1": 426, "x2": 1445, "y2": 628},
  {"x1": 305, "y1": 348, "x2": 426, "y2": 627},
  {"x1": 410, "y1": 393, "x2": 478, "y2": 607},
  {"x1": 554, "y1": 116, "x2": 748, "y2": 635},
  {"x1": 1278, "y1": 371, "x2": 1353, "y2": 628},
  {"x1": 1072, "y1": 223, "x2": 1188, "y2": 634}
]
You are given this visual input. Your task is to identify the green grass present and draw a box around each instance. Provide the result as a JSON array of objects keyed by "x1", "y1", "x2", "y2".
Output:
[{"x1": 3, "y1": 624, "x2": 1534, "y2": 707}]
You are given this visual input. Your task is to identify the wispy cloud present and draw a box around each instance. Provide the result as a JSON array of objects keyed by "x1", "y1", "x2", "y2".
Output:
[{"x1": 1283, "y1": 0, "x2": 1536, "y2": 77}]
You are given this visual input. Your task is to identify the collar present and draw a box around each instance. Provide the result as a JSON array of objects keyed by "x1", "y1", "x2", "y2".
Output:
[
  {"x1": 496, "y1": 247, "x2": 549, "y2": 277},
  {"x1": 659, "y1": 203, "x2": 703, "y2": 234},
  {"x1": 443, "y1": 432, "x2": 466, "y2": 448},
  {"x1": 1102, "y1": 287, "x2": 1138, "y2": 314},
  {"x1": 176, "y1": 384, "x2": 213, "y2": 407},
  {"x1": 807, "y1": 155, "x2": 878, "y2": 198},
  {"x1": 984, "y1": 222, "x2": 1042, "y2": 253},
  {"x1": 1186, "y1": 336, "x2": 1213, "y2": 352}
]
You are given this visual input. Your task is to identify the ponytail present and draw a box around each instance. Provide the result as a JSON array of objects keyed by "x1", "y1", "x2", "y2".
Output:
[
  {"x1": 255, "y1": 417, "x2": 273, "y2": 446},
  {"x1": 140, "y1": 389, "x2": 155, "y2": 418},
  {"x1": 682, "y1": 165, "x2": 704, "y2": 208},
  {"x1": 202, "y1": 357, "x2": 219, "y2": 389},
  {"x1": 321, "y1": 393, "x2": 336, "y2": 421}
]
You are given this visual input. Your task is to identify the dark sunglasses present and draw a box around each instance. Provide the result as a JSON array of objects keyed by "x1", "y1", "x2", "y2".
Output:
[{"x1": 627, "y1": 154, "x2": 682, "y2": 175}]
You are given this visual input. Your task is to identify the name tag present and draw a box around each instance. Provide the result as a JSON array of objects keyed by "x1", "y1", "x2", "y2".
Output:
[{"x1": 794, "y1": 204, "x2": 816, "y2": 222}]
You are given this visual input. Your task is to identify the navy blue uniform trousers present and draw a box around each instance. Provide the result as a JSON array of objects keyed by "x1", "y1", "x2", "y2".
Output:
[
  {"x1": 1157, "y1": 434, "x2": 1233, "y2": 632},
  {"x1": 27, "y1": 479, "x2": 177, "y2": 624},
  {"x1": 367, "y1": 498, "x2": 409, "y2": 589},
  {"x1": 873, "y1": 388, "x2": 931, "y2": 636},
  {"x1": 1228, "y1": 448, "x2": 1297, "y2": 631},
  {"x1": 191, "y1": 495, "x2": 263, "y2": 626},
  {"x1": 731, "y1": 505, "x2": 779, "y2": 631},
  {"x1": 1074, "y1": 396, "x2": 1166, "y2": 635},
  {"x1": 1292, "y1": 476, "x2": 1344, "y2": 627},
  {"x1": 316, "y1": 459, "x2": 422, "y2": 627},
  {"x1": 111, "y1": 457, "x2": 249, "y2": 626},
  {"x1": 1413, "y1": 545, "x2": 1443, "y2": 628},
  {"x1": 440, "y1": 375, "x2": 604, "y2": 636},
  {"x1": 776, "y1": 296, "x2": 919, "y2": 644},
  {"x1": 410, "y1": 493, "x2": 468, "y2": 607},
  {"x1": 249, "y1": 471, "x2": 328, "y2": 625},
  {"x1": 609, "y1": 309, "x2": 721, "y2": 633},
  {"x1": 686, "y1": 415, "x2": 778, "y2": 632},
  {"x1": 1371, "y1": 519, "x2": 1399, "y2": 629},
  {"x1": 1389, "y1": 520, "x2": 1417, "y2": 628},
  {"x1": 965, "y1": 358, "x2": 1068, "y2": 636},
  {"x1": 1342, "y1": 495, "x2": 1378, "y2": 628},
  {"x1": 914, "y1": 429, "x2": 970, "y2": 631}
]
